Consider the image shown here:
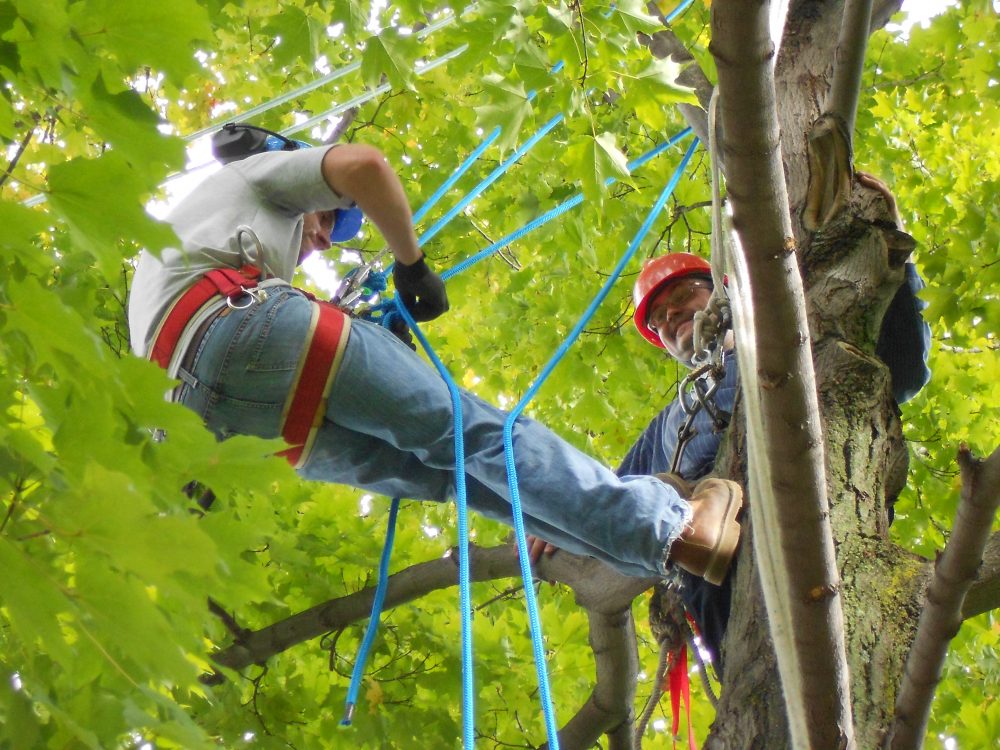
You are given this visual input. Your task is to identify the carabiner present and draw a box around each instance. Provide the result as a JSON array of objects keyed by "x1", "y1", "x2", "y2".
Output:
[{"x1": 226, "y1": 285, "x2": 262, "y2": 310}]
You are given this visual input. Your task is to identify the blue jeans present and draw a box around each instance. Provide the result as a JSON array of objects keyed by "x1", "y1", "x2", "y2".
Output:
[{"x1": 176, "y1": 286, "x2": 690, "y2": 577}]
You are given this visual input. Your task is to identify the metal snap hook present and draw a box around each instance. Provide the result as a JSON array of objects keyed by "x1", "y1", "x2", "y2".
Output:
[{"x1": 235, "y1": 225, "x2": 265, "y2": 268}]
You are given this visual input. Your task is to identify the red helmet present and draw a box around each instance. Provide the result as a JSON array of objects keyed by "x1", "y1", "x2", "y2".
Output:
[{"x1": 633, "y1": 253, "x2": 712, "y2": 347}]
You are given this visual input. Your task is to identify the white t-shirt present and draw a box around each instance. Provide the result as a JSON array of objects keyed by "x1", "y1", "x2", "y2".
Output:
[{"x1": 128, "y1": 146, "x2": 353, "y2": 356}]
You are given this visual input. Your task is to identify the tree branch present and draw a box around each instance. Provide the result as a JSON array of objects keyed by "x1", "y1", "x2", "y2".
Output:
[
  {"x1": 0, "y1": 124, "x2": 36, "y2": 190},
  {"x1": 322, "y1": 107, "x2": 359, "y2": 145},
  {"x1": 962, "y1": 530, "x2": 1000, "y2": 620},
  {"x1": 889, "y1": 445, "x2": 1000, "y2": 750},
  {"x1": 640, "y1": 2, "x2": 714, "y2": 143},
  {"x1": 211, "y1": 543, "x2": 520, "y2": 672},
  {"x1": 209, "y1": 543, "x2": 656, "y2": 748},
  {"x1": 828, "y1": 0, "x2": 875, "y2": 137},
  {"x1": 638, "y1": 26, "x2": 712, "y2": 145},
  {"x1": 870, "y1": 0, "x2": 904, "y2": 32},
  {"x1": 542, "y1": 609, "x2": 641, "y2": 750},
  {"x1": 710, "y1": 0, "x2": 855, "y2": 747}
]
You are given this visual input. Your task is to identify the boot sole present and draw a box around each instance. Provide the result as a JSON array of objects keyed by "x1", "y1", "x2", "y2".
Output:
[{"x1": 704, "y1": 482, "x2": 744, "y2": 586}]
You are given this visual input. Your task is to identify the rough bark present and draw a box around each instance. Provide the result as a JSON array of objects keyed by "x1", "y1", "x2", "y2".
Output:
[
  {"x1": 963, "y1": 530, "x2": 1000, "y2": 620},
  {"x1": 704, "y1": 1, "x2": 946, "y2": 748}
]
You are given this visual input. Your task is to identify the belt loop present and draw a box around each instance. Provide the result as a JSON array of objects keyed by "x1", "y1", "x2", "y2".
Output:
[{"x1": 177, "y1": 366, "x2": 199, "y2": 389}]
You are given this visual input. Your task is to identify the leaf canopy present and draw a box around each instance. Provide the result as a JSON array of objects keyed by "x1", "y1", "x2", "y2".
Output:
[{"x1": 0, "y1": 0, "x2": 996, "y2": 748}]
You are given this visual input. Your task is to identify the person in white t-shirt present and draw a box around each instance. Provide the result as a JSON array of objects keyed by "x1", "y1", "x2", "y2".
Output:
[{"x1": 128, "y1": 140, "x2": 743, "y2": 584}]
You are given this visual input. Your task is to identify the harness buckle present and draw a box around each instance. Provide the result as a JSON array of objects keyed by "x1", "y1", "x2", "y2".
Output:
[{"x1": 227, "y1": 285, "x2": 264, "y2": 310}]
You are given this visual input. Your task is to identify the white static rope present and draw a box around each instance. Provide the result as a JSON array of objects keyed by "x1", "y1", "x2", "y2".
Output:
[
  {"x1": 690, "y1": 88, "x2": 732, "y2": 369},
  {"x1": 20, "y1": 13, "x2": 471, "y2": 209},
  {"x1": 708, "y1": 85, "x2": 815, "y2": 748},
  {"x1": 184, "y1": 7, "x2": 467, "y2": 142}
]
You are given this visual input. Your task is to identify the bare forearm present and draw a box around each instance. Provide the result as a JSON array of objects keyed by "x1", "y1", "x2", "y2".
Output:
[{"x1": 320, "y1": 145, "x2": 422, "y2": 265}]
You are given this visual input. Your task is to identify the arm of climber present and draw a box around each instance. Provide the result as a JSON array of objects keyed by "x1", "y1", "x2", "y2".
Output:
[
  {"x1": 320, "y1": 144, "x2": 449, "y2": 322},
  {"x1": 320, "y1": 144, "x2": 421, "y2": 266}
]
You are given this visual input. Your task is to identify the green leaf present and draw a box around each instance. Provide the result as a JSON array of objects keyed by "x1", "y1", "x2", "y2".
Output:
[
  {"x1": 0, "y1": 539, "x2": 75, "y2": 664},
  {"x1": 56, "y1": 465, "x2": 219, "y2": 590},
  {"x1": 264, "y1": 6, "x2": 320, "y2": 69},
  {"x1": 360, "y1": 29, "x2": 418, "y2": 91},
  {"x1": 79, "y1": 73, "x2": 186, "y2": 181},
  {"x1": 628, "y1": 56, "x2": 700, "y2": 106},
  {"x1": 329, "y1": 0, "x2": 372, "y2": 39},
  {"x1": 563, "y1": 132, "x2": 633, "y2": 205},
  {"x1": 605, "y1": 0, "x2": 662, "y2": 35},
  {"x1": 46, "y1": 152, "x2": 179, "y2": 276},
  {"x1": 0, "y1": 201, "x2": 50, "y2": 273},
  {"x1": 0, "y1": 88, "x2": 15, "y2": 139},
  {"x1": 73, "y1": 556, "x2": 198, "y2": 685},
  {"x1": 0, "y1": 668, "x2": 42, "y2": 750},
  {"x1": 4, "y1": 1, "x2": 78, "y2": 90},
  {"x1": 474, "y1": 74, "x2": 536, "y2": 154},
  {"x1": 67, "y1": 0, "x2": 213, "y2": 80}
]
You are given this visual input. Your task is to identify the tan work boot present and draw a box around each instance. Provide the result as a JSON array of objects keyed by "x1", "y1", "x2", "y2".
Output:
[{"x1": 667, "y1": 477, "x2": 744, "y2": 586}]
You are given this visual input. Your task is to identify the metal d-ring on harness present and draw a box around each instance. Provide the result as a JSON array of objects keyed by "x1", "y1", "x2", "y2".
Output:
[
  {"x1": 669, "y1": 353, "x2": 731, "y2": 474},
  {"x1": 231, "y1": 225, "x2": 271, "y2": 307}
]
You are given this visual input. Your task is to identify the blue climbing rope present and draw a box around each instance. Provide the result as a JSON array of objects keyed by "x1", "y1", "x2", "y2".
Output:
[
  {"x1": 417, "y1": 112, "x2": 565, "y2": 248},
  {"x1": 340, "y1": 497, "x2": 401, "y2": 725},
  {"x1": 390, "y1": 299, "x2": 476, "y2": 749},
  {"x1": 442, "y1": 127, "x2": 693, "y2": 282},
  {"x1": 664, "y1": 0, "x2": 695, "y2": 23},
  {"x1": 410, "y1": 77, "x2": 557, "y2": 228},
  {"x1": 412, "y1": 128, "x2": 502, "y2": 226},
  {"x1": 500, "y1": 136, "x2": 700, "y2": 750}
]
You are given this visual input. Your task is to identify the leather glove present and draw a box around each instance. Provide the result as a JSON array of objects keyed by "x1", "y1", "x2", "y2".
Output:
[
  {"x1": 393, "y1": 255, "x2": 449, "y2": 322},
  {"x1": 388, "y1": 315, "x2": 416, "y2": 351}
]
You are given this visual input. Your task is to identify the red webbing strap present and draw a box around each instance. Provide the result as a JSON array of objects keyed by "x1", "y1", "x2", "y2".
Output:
[
  {"x1": 278, "y1": 301, "x2": 350, "y2": 468},
  {"x1": 149, "y1": 266, "x2": 261, "y2": 369},
  {"x1": 667, "y1": 645, "x2": 697, "y2": 750}
]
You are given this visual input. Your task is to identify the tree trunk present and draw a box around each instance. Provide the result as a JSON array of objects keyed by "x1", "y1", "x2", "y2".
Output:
[{"x1": 705, "y1": 1, "x2": 930, "y2": 747}]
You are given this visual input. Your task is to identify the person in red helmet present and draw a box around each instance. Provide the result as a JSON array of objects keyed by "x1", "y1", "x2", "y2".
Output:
[
  {"x1": 528, "y1": 252, "x2": 738, "y2": 565},
  {"x1": 533, "y1": 241, "x2": 930, "y2": 671},
  {"x1": 630, "y1": 252, "x2": 730, "y2": 363}
]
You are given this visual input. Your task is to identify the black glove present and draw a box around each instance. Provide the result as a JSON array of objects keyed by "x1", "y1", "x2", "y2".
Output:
[
  {"x1": 388, "y1": 315, "x2": 416, "y2": 351},
  {"x1": 393, "y1": 255, "x2": 449, "y2": 322}
]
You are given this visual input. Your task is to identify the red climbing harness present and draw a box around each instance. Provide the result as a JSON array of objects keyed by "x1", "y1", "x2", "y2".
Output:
[
  {"x1": 148, "y1": 265, "x2": 262, "y2": 369},
  {"x1": 277, "y1": 300, "x2": 350, "y2": 468},
  {"x1": 148, "y1": 266, "x2": 351, "y2": 468}
]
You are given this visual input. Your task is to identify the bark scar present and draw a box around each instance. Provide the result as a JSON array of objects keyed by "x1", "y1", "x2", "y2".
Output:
[{"x1": 806, "y1": 582, "x2": 840, "y2": 602}]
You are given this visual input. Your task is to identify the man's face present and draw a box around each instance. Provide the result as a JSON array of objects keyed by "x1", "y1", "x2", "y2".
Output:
[
  {"x1": 298, "y1": 210, "x2": 335, "y2": 262},
  {"x1": 646, "y1": 276, "x2": 713, "y2": 363}
]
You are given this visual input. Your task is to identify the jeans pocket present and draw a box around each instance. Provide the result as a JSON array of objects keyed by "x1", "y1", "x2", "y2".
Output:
[{"x1": 245, "y1": 291, "x2": 307, "y2": 372}]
